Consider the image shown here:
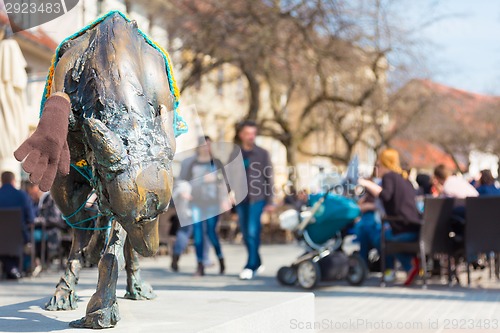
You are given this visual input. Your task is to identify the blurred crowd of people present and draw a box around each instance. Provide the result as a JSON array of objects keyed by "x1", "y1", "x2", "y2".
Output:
[
  {"x1": 0, "y1": 171, "x2": 68, "y2": 279},
  {"x1": 0, "y1": 120, "x2": 277, "y2": 282},
  {"x1": 170, "y1": 120, "x2": 274, "y2": 280},
  {"x1": 278, "y1": 148, "x2": 499, "y2": 285},
  {"x1": 357, "y1": 150, "x2": 499, "y2": 285},
  {"x1": 2, "y1": 119, "x2": 499, "y2": 285}
]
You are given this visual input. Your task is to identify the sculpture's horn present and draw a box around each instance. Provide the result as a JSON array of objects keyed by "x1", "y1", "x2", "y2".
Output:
[{"x1": 83, "y1": 118, "x2": 128, "y2": 171}]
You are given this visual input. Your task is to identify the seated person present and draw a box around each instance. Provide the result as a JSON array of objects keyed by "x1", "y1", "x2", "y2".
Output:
[
  {"x1": 359, "y1": 149, "x2": 421, "y2": 285},
  {"x1": 26, "y1": 183, "x2": 67, "y2": 268},
  {"x1": 0, "y1": 172, "x2": 35, "y2": 279},
  {"x1": 354, "y1": 167, "x2": 382, "y2": 267},
  {"x1": 416, "y1": 173, "x2": 435, "y2": 196},
  {"x1": 283, "y1": 186, "x2": 308, "y2": 212},
  {"x1": 475, "y1": 169, "x2": 500, "y2": 196},
  {"x1": 433, "y1": 165, "x2": 478, "y2": 255},
  {"x1": 433, "y1": 164, "x2": 478, "y2": 199},
  {"x1": 354, "y1": 190, "x2": 381, "y2": 266}
]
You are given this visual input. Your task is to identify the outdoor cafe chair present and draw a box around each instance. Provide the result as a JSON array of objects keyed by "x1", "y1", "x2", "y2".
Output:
[
  {"x1": 419, "y1": 197, "x2": 455, "y2": 287},
  {"x1": 465, "y1": 196, "x2": 500, "y2": 286}
]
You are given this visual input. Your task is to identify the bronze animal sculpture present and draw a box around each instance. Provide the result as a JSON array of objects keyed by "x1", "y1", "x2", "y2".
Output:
[{"x1": 14, "y1": 11, "x2": 185, "y2": 328}]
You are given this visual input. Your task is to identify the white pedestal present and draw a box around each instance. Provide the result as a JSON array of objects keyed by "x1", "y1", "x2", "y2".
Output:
[{"x1": 0, "y1": 290, "x2": 315, "y2": 333}]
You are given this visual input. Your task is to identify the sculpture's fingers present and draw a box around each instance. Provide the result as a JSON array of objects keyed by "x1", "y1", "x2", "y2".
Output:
[
  {"x1": 29, "y1": 155, "x2": 49, "y2": 184},
  {"x1": 57, "y1": 141, "x2": 70, "y2": 175},
  {"x1": 22, "y1": 150, "x2": 41, "y2": 174},
  {"x1": 13, "y1": 140, "x2": 33, "y2": 162},
  {"x1": 39, "y1": 163, "x2": 59, "y2": 192}
]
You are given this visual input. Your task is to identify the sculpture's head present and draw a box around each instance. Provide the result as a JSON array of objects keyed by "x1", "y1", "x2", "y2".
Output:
[{"x1": 49, "y1": 11, "x2": 184, "y2": 255}]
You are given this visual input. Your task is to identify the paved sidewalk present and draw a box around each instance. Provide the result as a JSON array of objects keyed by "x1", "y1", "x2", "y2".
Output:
[{"x1": 1, "y1": 243, "x2": 500, "y2": 332}]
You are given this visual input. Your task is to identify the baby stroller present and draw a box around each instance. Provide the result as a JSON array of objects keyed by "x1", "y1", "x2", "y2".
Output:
[{"x1": 277, "y1": 187, "x2": 367, "y2": 289}]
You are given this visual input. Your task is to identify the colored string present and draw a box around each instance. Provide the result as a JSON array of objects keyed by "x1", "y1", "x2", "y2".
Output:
[
  {"x1": 61, "y1": 164, "x2": 111, "y2": 231},
  {"x1": 40, "y1": 10, "x2": 187, "y2": 137}
]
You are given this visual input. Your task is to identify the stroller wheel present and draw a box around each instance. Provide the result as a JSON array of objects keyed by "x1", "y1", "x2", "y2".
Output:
[
  {"x1": 297, "y1": 260, "x2": 321, "y2": 289},
  {"x1": 277, "y1": 266, "x2": 297, "y2": 286},
  {"x1": 346, "y1": 253, "x2": 367, "y2": 286}
]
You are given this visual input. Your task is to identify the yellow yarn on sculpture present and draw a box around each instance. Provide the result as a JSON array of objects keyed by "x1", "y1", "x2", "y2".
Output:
[
  {"x1": 41, "y1": 10, "x2": 180, "y2": 113},
  {"x1": 44, "y1": 54, "x2": 57, "y2": 100}
]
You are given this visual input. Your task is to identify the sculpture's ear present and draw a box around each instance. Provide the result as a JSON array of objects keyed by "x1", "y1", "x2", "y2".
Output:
[
  {"x1": 49, "y1": 30, "x2": 91, "y2": 98},
  {"x1": 48, "y1": 59, "x2": 72, "y2": 112}
]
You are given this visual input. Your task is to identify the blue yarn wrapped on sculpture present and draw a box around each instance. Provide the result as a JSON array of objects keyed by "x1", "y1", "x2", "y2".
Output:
[{"x1": 39, "y1": 10, "x2": 187, "y2": 137}]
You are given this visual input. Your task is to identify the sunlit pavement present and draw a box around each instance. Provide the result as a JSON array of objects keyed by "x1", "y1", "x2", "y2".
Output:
[{"x1": 2, "y1": 243, "x2": 500, "y2": 332}]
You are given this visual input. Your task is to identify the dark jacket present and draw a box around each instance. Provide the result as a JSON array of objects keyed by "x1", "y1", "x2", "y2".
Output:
[
  {"x1": 477, "y1": 184, "x2": 500, "y2": 196},
  {"x1": 178, "y1": 155, "x2": 197, "y2": 182},
  {"x1": 232, "y1": 144, "x2": 274, "y2": 204},
  {"x1": 379, "y1": 172, "x2": 420, "y2": 234},
  {"x1": 0, "y1": 183, "x2": 35, "y2": 243}
]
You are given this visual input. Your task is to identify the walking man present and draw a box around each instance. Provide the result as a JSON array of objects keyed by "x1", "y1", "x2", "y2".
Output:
[{"x1": 234, "y1": 121, "x2": 274, "y2": 280}]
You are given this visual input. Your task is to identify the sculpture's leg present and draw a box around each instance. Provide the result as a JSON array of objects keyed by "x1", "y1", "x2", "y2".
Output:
[
  {"x1": 83, "y1": 215, "x2": 110, "y2": 265},
  {"x1": 45, "y1": 170, "x2": 94, "y2": 311},
  {"x1": 70, "y1": 220, "x2": 126, "y2": 329},
  {"x1": 124, "y1": 236, "x2": 157, "y2": 300}
]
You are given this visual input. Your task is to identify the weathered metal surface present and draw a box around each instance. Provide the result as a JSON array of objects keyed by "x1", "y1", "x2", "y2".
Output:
[{"x1": 45, "y1": 13, "x2": 176, "y2": 328}]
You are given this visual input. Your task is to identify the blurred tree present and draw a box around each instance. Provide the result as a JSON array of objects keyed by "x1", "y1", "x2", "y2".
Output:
[
  {"x1": 259, "y1": 0, "x2": 437, "y2": 167},
  {"x1": 161, "y1": 0, "x2": 283, "y2": 120},
  {"x1": 389, "y1": 79, "x2": 500, "y2": 172},
  {"x1": 153, "y1": 0, "x2": 444, "y2": 169}
]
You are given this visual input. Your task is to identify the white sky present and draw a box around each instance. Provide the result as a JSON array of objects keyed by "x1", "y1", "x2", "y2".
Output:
[{"x1": 413, "y1": 0, "x2": 500, "y2": 95}]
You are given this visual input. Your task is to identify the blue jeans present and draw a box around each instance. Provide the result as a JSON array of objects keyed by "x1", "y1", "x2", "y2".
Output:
[
  {"x1": 193, "y1": 216, "x2": 223, "y2": 263},
  {"x1": 173, "y1": 224, "x2": 193, "y2": 256},
  {"x1": 377, "y1": 223, "x2": 418, "y2": 271},
  {"x1": 354, "y1": 211, "x2": 381, "y2": 265},
  {"x1": 236, "y1": 200, "x2": 266, "y2": 270},
  {"x1": 173, "y1": 224, "x2": 212, "y2": 263}
]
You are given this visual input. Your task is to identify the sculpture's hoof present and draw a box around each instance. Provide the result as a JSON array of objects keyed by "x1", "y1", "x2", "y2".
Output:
[
  {"x1": 124, "y1": 281, "x2": 157, "y2": 300},
  {"x1": 69, "y1": 302, "x2": 120, "y2": 329},
  {"x1": 45, "y1": 289, "x2": 79, "y2": 311}
]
